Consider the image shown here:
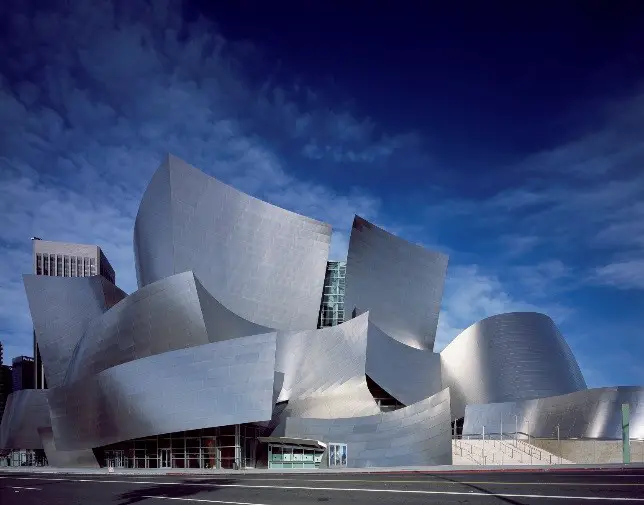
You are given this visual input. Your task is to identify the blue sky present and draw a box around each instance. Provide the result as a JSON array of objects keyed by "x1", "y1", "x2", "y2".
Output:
[{"x1": 0, "y1": 0, "x2": 642, "y2": 387}]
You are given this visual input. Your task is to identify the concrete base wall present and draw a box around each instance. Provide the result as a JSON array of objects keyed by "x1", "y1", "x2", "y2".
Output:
[{"x1": 531, "y1": 439, "x2": 644, "y2": 464}]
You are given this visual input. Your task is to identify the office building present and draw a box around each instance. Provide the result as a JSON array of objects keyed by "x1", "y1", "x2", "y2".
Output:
[
  {"x1": 31, "y1": 238, "x2": 118, "y2": 389},
  {"x1": 11, "y1": 356, "x2": 35, "y2": 391},
  {"x1": 317, "y1": 261, "x2": 346, "y2": 328},
  {"x1": 0, "y1": 154, "x2": 641, "y2": 469},
  {"x1": 0, "y1": 343, "x2": 13, "y2": 423}
]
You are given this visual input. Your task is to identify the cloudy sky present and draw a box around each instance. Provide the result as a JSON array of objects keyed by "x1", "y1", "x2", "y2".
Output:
[{"x1": 1, "y1": 0, "x2": 643, "y2": 386}]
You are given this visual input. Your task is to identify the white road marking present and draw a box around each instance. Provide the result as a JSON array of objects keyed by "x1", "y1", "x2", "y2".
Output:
[
  {"x1": 1, "y1": 475, "x2": 643, "y2": 501},
  {"x1": 3, "y1": 475, "x2": 644, "y2": 487},
  {"x1": 145, "y1": 496, "x2": 269, "y2": 505},
  {"x1": 6, "y1": 486, "x2": 41, "y2": 490}
]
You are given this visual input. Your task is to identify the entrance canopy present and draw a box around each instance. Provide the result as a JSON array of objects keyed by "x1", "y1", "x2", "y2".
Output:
[{"x1": 258, "y1": 437, "x2": 326, "y2": 449}]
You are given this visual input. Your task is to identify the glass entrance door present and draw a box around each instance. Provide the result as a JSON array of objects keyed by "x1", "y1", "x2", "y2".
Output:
[
  {"x1": 328, "y1": 443, "x2": 347, "y2": 468},
  {"x1": 159, "y1": 449, "x2": 171, "y2": 469}
]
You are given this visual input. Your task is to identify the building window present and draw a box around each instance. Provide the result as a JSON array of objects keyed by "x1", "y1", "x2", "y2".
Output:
[
  {"x1": 90, "y1": 257, "x2": 96, "y2": 276},
  {"x1": 43, "y1": 255, "x2": 49, "y2": 276},
  {"x1": 36, "y1": 254, "x2": 42, "y2": 275},
  {"x1": 56, "y1": 255, "x2": 63, "y2": 277},
  {"x1": 317, "y1": 261, "x2": 347, "y2": 328},
  {"x1": 64, "y1": 255, "x2": 70, "y2": 277},
  {"x1": 84, "y1": 257, "x2": 90, "y2": 276},
  {"x1": 71, "y1": 256, "x2": 76, "y2": 276}
]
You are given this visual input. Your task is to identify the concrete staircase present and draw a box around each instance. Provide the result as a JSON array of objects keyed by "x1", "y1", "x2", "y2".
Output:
[{"x1": 452, "y1": 438, "x2": 572, "y2": 465}]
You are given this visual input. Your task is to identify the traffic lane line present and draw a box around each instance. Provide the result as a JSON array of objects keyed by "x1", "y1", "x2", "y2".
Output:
[
  {"x1": 0, "y1": 476, "x2": 642, "y2": 501},
  {"x1": 5, "y1": 485, "x2": 41, "y2": 490},
  {"x1": 144, "y1": 497, "x2": 270, "y2": 505},
  {"x1": 3, "y1": 474, "x2": 643, "y2": 487},
  {"x1": 3, "y1": 469, "x2": 644, "y2": 479}
]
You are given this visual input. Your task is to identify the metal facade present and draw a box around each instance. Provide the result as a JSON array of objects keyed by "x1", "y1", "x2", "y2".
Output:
[
  {"x1": 48, "y1": 334, "x2": 277, "y2": 451},
  {"x1": 4, "y1": 154, "x2": 638, "y2": 469},
  {"x1": 284, "y1": 388, "x2": 453, "y2": 467},
  {"x1": 463, "y1": 386, "x2": 644, "y2": 439},
  {"x1": 366, "y1": 322, "x2": 442, "y2": 406},
  {"x1": 441, "y1": 312, "x2": 587, "y2": 419},
  {"x1": 65, "y1": 272, "x2": 271, "y2": 383},
  {"x1": 134, "y1": 154, "x2": 331, "y2": 330},
  {"x1": 0, "y1": 389, "x2": 49, "y2": 450},
  {"x1": 23, "y1": 275, "x2": 126, "y2": 388},
  {"x1": 37, "y1": 427, "x2": 99, "y2": 468},
  {"x1": 272, "y1": 313, "x2": 380, "y2": 433},
  {"x1": 344, "y1": 216, "x2": 448, "y2": 350}
]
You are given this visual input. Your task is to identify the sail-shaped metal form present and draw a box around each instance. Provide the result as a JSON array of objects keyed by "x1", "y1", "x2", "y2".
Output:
[
  {"x1": 134, "y1": 154, "x2": 331, "y2": 331},
  {"x1": 344, "y1": 216, "x2": 448, "y2": 350}
]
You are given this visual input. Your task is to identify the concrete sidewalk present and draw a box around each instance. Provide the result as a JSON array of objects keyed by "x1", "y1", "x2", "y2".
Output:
[{"x1": 1, "y1": 462, "x2": 643, "y2": 476}]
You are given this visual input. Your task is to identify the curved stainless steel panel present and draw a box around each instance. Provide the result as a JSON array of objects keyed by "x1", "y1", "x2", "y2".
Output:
[
  {"x1": 48, "y1": 333, "x2": 277, "y2": 451},
  {"x1": 463, "y1": 386, "x2": 644, "y2": 439},
  {"x1": 441, "y1": 312, "x2": 587, "y2": 419},
  {"x1": 284, "y1": 388, "x2": 453, "y2": 468},
  {"x1": 134, "y1": 154, "x2": 331, "y2": 330},
  {"x1": 133, "y1": 155, "x2": 174, "y2": 289},
  {"x1": 0, "y1": 389, "x2": 50, "y2": 450},
  {"x1": 366, "y1": 322, "x2": 442, "y2": 405},
  {"x1": 344, "y1": 216, "x2": 448, "y2": 350},
  {"x1": 271, "y1": 313, "x2": 380, "y2": 434},
  {"x1": 23, "y1": 275, "x2": 126, "y2": 388},
  {"x1": 37, "y1": 427, "x2": 99, "y2": 468},
  {"x1": 276, "y1": 312, "x2": 368, "y2": 402},
  {"x1": 65, "y1": 271, "x2": 271, "y2": 383}
]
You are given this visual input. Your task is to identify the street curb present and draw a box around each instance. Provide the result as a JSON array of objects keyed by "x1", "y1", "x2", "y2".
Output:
[{"x1": 3, "y1": 464, "x2": 643, "y2": 478}]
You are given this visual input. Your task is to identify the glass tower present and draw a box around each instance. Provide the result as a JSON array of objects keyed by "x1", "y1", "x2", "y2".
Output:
[{"x1": 317, "y1": 261, "x2": 346, "y2": 328}]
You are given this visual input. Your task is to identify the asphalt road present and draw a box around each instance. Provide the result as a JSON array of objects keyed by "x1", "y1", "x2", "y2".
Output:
[{"x1": 1, "y1": 468, "x2": 644, "y2": 504}]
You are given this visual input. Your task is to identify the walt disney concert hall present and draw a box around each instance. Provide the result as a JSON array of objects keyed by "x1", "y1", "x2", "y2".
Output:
[{"x1": 1, "y1": 155, "x2": 642, "y2": 469}]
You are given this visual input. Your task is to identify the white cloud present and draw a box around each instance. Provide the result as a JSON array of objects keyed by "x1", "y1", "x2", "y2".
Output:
[
  {"x1": 434, "y1": 264, "x2": 572, "y2": 352},
  {"x1": 592, "y1": 260, "x2": 644, "y2": 290},
  {"x1": 509, "y1": 259, "x2": 575, "y2": 296},
  {"x1": 499, "y1": 234, "x2": 541, "y2": 257}
]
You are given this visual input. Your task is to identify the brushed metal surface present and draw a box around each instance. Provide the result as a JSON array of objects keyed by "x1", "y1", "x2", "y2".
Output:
[
  {"x1": 37, "y1": 427, "x2": 99, "y2": 468},
  {"x1": 366, "y1": 321, "x2": 442, "y2": 405},
  {"x1": 48, "y1": 333, "x2": 277, "y2": 451},
  {"x1": 134, "y1": 154, "x2": 331, "y2": 330},
  {"x1": 0, "y1": 389, "x2": 49, "y2": 449},
  {"x1": 463, "y1": 386, "x2": 644, "y2": 439},
  {"x1": 23, "y1": 275, "x2": 126, "y2": 388},
  {"x1": 65, "y1": 271, "x2": 271, "y2": 383},
  {"x1": 344, "y1": 216, "x2": 448, "y2": 350},
  {"x1": 441, "y1": 312, "x2": 587, "y2": 419},
  {"x1": 284, "y1": 388, "x2": 453, "y2": 468},
  {"x1": 271, "y1": 313, "x2": 380, "y2": 434}
]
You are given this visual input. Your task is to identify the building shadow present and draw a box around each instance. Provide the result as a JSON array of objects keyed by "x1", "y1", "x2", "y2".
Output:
[
  {"x1": 118, "y1": 477, "x2": 237, "y2": 505},
  {"x1": 429, "y1": 473, "x2": 526, "y2": 505}
]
